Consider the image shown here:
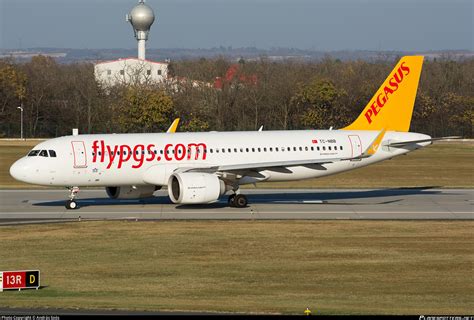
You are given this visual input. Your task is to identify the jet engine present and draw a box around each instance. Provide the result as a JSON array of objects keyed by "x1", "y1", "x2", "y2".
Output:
[
  {"x1": 105, "y1": 185, "x2": 158, "y2": 199},
  {"x1": 168, "y1": 172, "x2": 227, "y2": 204}
]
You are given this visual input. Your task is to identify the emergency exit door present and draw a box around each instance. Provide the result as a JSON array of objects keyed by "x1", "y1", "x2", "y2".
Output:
[{"x1": 71, "y1": 141, "x2": 87, "y2": 168}]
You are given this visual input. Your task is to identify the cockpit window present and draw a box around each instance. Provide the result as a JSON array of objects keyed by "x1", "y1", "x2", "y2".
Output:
[
  {"x1": 28, "y1": 150, "x2": 40, "y2": 157},
  {"x1": 48, "y1": 150, "x2": 57, "y2": 157},
  {"x1": 39, "y1": 150, "x2": 48, "y2": 157}
]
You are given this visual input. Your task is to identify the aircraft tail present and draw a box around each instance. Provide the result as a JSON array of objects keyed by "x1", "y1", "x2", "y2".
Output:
[{"x1": 343, "y1": 56, "x2": 424, "y2": 132}]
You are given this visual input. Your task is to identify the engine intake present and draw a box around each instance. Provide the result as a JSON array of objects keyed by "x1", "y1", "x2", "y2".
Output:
[
  {"x1": 168, "y1": 172, "x2": 227, "y2": 204},
  {"x1": 105, "y1": 185, "x2": 158, "y2": 199}
]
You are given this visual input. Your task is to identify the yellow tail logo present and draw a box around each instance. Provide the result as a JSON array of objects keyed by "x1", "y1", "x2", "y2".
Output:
[{"x1": 343, "y1": 56, "x2": 424, "y2": 132}]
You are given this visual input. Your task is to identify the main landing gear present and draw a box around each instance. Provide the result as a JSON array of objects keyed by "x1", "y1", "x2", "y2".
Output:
[
  {"x1": 65, "y1": 186, "x2": 80, "y2": 210},
  {"x1": 228, "y1": 193, "x2": 248, "y2": 208}
]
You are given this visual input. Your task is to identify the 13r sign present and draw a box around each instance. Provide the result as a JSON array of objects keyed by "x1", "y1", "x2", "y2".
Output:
[{"x1": 0, "y1": 270, "x2": 40, "y2": 291}]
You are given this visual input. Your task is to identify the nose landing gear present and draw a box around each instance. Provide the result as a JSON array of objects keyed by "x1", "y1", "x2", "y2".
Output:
[{"x1": 65, "y1": 186, "x2": 80, "y2": 210}]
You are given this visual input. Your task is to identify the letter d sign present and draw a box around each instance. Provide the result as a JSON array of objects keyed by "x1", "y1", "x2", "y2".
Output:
[{"x1": 25, "y1": 271, "x2": 39, "y2": 288}]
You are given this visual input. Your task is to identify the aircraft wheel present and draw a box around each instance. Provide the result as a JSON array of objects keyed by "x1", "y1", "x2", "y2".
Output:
[
  {"x1": 228, "y1": 194, "x2": 236, "y2": 207},
  {"x1": 234, "y1": 194, "x2": 248, "y2": 208},
  {"x1": 65, "y1": 200, "x2": 78, "y2": 210}
]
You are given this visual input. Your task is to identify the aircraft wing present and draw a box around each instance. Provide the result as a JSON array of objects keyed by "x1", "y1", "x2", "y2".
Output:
[{"x1": 182, "y1": 155, "x2": 356, "y2": 175}]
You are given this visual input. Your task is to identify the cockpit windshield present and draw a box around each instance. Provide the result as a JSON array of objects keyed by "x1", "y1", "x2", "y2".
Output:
[{"x1": 27, "y1": 149, "x2": 57, "y2": 157}]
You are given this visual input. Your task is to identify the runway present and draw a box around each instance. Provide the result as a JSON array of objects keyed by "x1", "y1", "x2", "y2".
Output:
[{"x1": 0, "y1": 188, "x2": 472, "y2": 225}]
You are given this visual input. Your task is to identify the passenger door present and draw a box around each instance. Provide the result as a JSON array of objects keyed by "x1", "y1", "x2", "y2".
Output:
[{"x1": 71, "y1": 141, "x2": 87, "y2": 168}]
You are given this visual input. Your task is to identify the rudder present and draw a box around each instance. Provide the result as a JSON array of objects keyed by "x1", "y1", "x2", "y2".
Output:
[{"x1": 343, "y1": 56, "x2": 424, "y2": 132}]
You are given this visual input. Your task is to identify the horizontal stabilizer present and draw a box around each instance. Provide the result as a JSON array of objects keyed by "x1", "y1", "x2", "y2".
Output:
[{"x1": 387, "y1": 136, "x2": 462, "y2": 148}]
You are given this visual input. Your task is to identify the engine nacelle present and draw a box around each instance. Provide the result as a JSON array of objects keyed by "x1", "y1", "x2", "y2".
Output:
[
  {"x1": 106, "y1": 185, "x2": 158, "y2": 199},
  {"x1": 168, "y1": 172, "x2": 227, "y2": 204}
]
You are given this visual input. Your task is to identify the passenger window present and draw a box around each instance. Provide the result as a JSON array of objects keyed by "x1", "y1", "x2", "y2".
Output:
[
  {"x1": 323, "y1": 146, "x2": 326, "y2": 151},
  {"x1": 270, "y1": 147, "x2": 273, "y2": 152},
  {"x1": 287, "y1": 147, "x2": 291, "y2": 151},
  {"x1": 39, "y1": 150, "x2": 48, "y2": 157},
  {"x1": 276, "y1": 147, "x2": 279, "y2": 152},
  {"x1": 258, "y1": 148, "x2": 261, "y2": 152},
  {"x1": 234, "y1": 148, "x2": 237, "y2": 152},
  {"x1": 228, "y1": 148, "x2": 231, "y2": 153},
  {"x1": 299, "y1": 147, "x2": 302, "y2": 151},
  {"x1": 264, "y1": 147, "x2": 267, "y2": 152},
  {"x1": 28, "y1": 150, "x2": 40, "y2": 157},
  {"x1": 317, "y1": 146, "x2": 320, "y2": 151},
  {"x1": 222, "y1": 148, "x2": 225, "y2": 153},
  {"x1": 240, "y1": 148, "x2": 243, "y2": 152},
  {"x1": 311, "y1": 146, "x2": 314, "y2": 151},
  {"x1": 328, "y1": 146, "x2": 331, "y2": 151},
  {"x1": 340, "y1": 146, "x2": 343, "y2": 150},
  {"x1": 305, "y1": 146, "x2": 308, "y2": 151},
  {"x1": 293, "y1": 147, "x2": 297, "y2": 151},
  {"x1": 210, "y1": 149, "x2": 213, "y2": 153},
  {"x1": 252, "y1": 148, "x2": 255, "y2": 152},
  {"x1": 246, "y1": 148, "x2": 249, "y2": 152}
]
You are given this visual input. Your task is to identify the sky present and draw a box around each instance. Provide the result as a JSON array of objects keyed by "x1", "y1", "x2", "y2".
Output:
[{"x1": 0, "y1": 0, "x2": 472, "y2": 51}]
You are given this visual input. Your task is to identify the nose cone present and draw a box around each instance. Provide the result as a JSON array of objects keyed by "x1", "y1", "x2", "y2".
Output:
[
  {"x1": 9, "y1": 158, "x2": 33, "y2": 184},
  {"x1": 10, "y1": 159, "x2": 23, "y2": 181}
]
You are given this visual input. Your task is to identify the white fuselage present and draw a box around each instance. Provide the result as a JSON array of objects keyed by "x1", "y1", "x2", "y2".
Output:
[{"x1": 10, "y1": 130, "x2": 430, "y2": 188}]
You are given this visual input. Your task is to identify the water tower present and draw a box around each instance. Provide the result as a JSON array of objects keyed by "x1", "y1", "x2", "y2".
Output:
[{"x1": 126, "y1": 0, "x2": 155, "y2": 60}]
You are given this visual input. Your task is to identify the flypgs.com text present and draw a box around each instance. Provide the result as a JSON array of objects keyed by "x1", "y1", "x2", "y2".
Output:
[{"x1": 91, "y1": 140, "x2": 207, "y2": 169}]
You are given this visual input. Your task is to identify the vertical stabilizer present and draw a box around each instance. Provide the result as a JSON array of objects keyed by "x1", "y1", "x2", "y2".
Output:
[{"x1": 343, "y1": 56, "x2": 424, "y2": 132}]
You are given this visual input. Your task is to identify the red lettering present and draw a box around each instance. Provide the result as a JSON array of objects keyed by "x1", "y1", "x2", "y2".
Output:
[
  {"x1": 92, "y1": 140, "x2": 99, "y2": 163},
  {"x1": 164, "y1": 144, "x2": 173, "y2": 161},
  {"x1": 384, "y1": 85, "x2": 395, "y2": 95},
  {"x1": 365, "y1": 109, "x2": 374, "y2": 124},
  {"x1": 146, "y1": 144, "x2": 155, "y2": 162},
  {"x1": 393, "y1": 67, "x2": 404, "y2": 83},
  {"x1": 100, "y1": 140, "x2": 105, "y2": 162},
  {"x1": 376, "y1": 93, "x2": 386, "y2": 108},
  {"x1": 174, "y1": 144, "x2": 186, "y2": 161},
  {"x1": 371, "y1": 103, "x2": 380, "y2": 118},
  {"x1": 400, "y1": 61, "x2": 410, "y2": 75},
  {"x1": 187, "y1": 143, "x2": 207, "y2": 160},
  {"x1": 106, "y1": 145, "x2": 118, "y2": 169},
  {"x1": 118, "y1": 145, "x2": 131, "y2": 169},
  {"x1": 132, "y1": 144, "x2": 145, "y2": 168},
  {"x1": 388, "y1": 78, "x2": 399, "y2": 91}
]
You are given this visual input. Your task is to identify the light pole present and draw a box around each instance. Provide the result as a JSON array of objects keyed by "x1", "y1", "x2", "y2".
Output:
[{"x1": 17, "y1": 104, "x2": 23, "y2": 140}]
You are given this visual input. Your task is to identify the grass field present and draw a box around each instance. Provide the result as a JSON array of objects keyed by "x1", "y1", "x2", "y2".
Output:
[
  {"x1": 1, "y1": 140, "x2": 473, "y2": 188},
  {"x1": 0, "y1": 221, "x2": 472, "y2": 314}
]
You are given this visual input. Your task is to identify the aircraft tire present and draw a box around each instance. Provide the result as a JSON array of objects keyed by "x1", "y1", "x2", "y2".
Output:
[
  {"x1": 234, "y1": 194, "x2": 248, "y2": 208},
  {"x1": 65, "y1": 200, "x2": 78, "y2": 210}
]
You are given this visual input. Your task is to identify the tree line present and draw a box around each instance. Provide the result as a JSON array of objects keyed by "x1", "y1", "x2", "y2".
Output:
[{"x1": 0, "y1": 55, "x2": 472, "y2": 138}]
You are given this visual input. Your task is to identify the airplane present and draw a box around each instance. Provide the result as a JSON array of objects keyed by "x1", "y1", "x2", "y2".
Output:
[{"x1": 10, "y1": 56, "x2": 448, "y2": 209}]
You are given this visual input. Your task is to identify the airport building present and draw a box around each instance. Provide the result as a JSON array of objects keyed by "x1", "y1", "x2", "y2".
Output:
[{"x1": 94, "y1": 0, "x2": 169, "y2": 86}]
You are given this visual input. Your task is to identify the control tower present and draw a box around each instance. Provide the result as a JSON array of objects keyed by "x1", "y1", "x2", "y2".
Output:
[{"x1": 126, "y1": 0, "x2": 155, "y2": 60}]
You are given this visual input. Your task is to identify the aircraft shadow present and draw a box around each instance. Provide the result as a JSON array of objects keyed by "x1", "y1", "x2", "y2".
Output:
[{"x1": 32, "y1": 186, "x2": 444, "y2": 209}]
